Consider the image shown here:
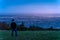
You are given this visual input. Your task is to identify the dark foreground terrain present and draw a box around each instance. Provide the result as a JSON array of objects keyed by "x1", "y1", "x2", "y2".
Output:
[{"x1": 0, "y1": 30, "x2": 60, "y2": 40}]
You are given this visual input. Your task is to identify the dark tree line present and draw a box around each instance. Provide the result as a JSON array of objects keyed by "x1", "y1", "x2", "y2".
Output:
[{"x1": 0, "y1": 22, "x2": 60, "y2": 31}]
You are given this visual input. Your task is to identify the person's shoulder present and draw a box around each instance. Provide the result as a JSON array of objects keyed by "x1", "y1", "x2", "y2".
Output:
[
  {"x1": 13, "y1": 22, "x2": 16, "y2": 24},
  {"x1": 12, "y1": 22, "x2": 15, "y2": 23}
]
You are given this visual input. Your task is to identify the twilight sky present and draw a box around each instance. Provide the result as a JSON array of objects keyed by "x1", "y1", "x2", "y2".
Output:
[{"x1": 0, "y1": 0, "x2": 60, "y2": 15}]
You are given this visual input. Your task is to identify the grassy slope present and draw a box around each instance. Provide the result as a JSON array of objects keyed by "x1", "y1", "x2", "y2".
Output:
[{"x1": 0, "y1": 30, "x2": 60, "y2": 40}]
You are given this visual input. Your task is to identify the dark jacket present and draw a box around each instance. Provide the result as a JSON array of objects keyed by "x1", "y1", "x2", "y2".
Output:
[{"x1": 11, "y1": 22, "x2": 16, "y2": 29}]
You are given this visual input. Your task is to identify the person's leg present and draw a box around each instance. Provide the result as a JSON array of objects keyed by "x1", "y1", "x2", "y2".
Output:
[
  {"x1": 15, "y1": 29, "x2": 18, "y2": 37},
  {"x1": 11, "y1": 29, "x2": 14, "y2": 36}
]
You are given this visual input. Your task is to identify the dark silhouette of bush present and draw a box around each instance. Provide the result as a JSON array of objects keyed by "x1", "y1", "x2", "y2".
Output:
[
  {"x1": 18, "y1": 22, "x2": 27, "y2": 31},
  {"x1": 29, "y1": 25, "x2": 36, "y2": 31},
  {"x1": 47, "y1": 26, "x2": 54, "y2": 30},
  {"x1": 29, "y1": 25, "x2": 43, "y2": 31},
  {"x1": 0, "y1": 22, "x2": 9, "y2": 30}
]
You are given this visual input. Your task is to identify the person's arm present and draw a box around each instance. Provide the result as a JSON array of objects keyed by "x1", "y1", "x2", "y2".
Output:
[
  {"x1": 8, "y1": 23, "x2": 12, "y2": 32},
  {"x1": 15, "y1": 23, "x2": 17, "y2": 29}
]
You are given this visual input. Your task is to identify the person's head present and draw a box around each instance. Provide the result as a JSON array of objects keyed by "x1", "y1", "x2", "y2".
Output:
[{"x1": 12, "y1": 19, "x2": 14, "y2": 22}]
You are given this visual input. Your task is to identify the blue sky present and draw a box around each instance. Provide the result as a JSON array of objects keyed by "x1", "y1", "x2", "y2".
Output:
[{"x1": 0, "y1": 0, "x2": 60, "y2": 15}]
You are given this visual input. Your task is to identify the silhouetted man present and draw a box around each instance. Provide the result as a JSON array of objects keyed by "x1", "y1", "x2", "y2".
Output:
[{"x1": 10, "y1": 19, "x2": 17, "y2": 36}]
